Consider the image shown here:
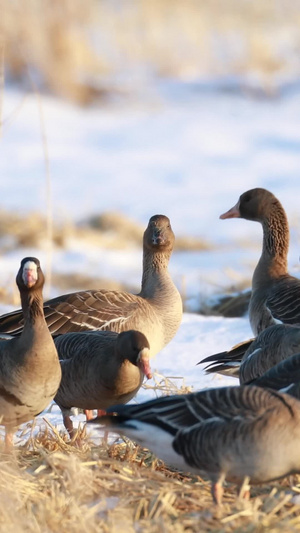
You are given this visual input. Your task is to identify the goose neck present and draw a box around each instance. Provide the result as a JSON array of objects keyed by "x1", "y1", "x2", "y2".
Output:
[
  {"x1": 20, "y1": 290, "x2": 44, "y2": 326},
  {"x1": 140, "y1": 249, "x2": 171, "y2": 295}
]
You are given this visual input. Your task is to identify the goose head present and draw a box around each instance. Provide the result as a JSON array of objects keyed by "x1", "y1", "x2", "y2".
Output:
[
  {"x1": 16, "y1": 257, "x2": 44, "y2": 292},
  {"x1": 220, "y1": 188, "x2": 280, "y2": 223},
  {"x1": 116, "y1": 330, "x2": 152, "y2": 379},
  {"x1": 144, "y1": 214, "x2": 175, "y2": 253}
]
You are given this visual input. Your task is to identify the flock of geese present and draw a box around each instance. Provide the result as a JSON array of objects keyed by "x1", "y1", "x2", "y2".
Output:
[{"x1": 2, "y1": 190, "x2": 300, "y2": 505}]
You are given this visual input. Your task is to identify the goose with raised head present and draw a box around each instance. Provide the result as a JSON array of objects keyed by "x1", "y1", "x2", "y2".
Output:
[
  {"x1": 0, "y1": 215, "x2": 182, "y2": 358},
  {"x1": 220, "y1": 188, "x2": 300, "y2": 335},
  {"x1": 54, "y1": 329, "x2": 152, "y2": 438},
  {"x1": 0, "y1": 257, "x2": 61, "y2": 449},
  {"x1": 199, "y1": 324, "x2": 300, "y2": 383},
  {"x1": 88, "y1": 385, "x2": 300, "y2": 505}
]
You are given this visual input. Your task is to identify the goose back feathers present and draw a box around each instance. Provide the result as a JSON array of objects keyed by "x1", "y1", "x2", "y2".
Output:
[
  {"x1": 200, "y1": 324, "x2": 300, "y2": 383},
  {"x1": 220, "y1": 188, "x2": 300, "y2": 335},
  {"x1": 248, "y1": 352, "x2": 300, "y2": 399},
  {"x1": 0, "y1": 258, "x2": 61, "y2": 444},
  {"x1": 0, "y1": 215, "x2": 182, "y2": 359},
  {"x1": 89, "y1": 386, "x2": 300, "y2": 504}
]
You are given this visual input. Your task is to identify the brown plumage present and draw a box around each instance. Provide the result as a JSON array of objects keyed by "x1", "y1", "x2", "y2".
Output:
[
  {"x1": 54, "y1": 329, "x2": 152, "y2": 437},
  {"x1": 89, "y1": 385, "x2": 300, "y2": 505},
  {"x1": 220, "y1": 188, "x2": 300, "y2": 335},
  {"x1": 0, "y1": 257, "x2": 61, "y2": 449},
  {"x1": 0, "y1": 215, "x2": 182, "y2": 359}
]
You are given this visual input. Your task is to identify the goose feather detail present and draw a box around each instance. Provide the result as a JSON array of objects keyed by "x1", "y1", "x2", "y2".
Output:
[
  {"x1": 88, "y1": 386, "x2": 300, "y2": 504},
  {"x1": 199, "y1": 324, "x2": 300, "y2": 383}
]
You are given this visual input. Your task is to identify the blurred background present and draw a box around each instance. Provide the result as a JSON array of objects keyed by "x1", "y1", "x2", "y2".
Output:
[
  {"x1": 2, "y1": 0, "x2": 300, "y2": 314},
  {"x1": 4, "y1": 0, "x2": 300, "y2": 102}
]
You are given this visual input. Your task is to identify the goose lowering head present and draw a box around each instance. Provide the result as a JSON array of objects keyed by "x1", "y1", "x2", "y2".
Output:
[
  {"x1": 0, "y1": 257, "x2": 61, "y2": 450},
  {"x1": 54, "y1": 329, "x2": 152, "y2": 438},
  {"x1": 0, "y1": 215, "x2": 182, "y2": 359},
  {"x1": 88, "y1": 385, "x2": 300, "y2": 505},
  {"x1": 220, "y1": 188, "x2": 300, "y2": 335}
]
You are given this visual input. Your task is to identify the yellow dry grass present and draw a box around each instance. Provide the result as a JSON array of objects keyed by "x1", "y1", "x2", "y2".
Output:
[
  {"x1": 1, "y1": 424, "x2": 300, "y2": 533},
  {"x1": 0, "y1": 375, "x2": 298, "y2": 532}
]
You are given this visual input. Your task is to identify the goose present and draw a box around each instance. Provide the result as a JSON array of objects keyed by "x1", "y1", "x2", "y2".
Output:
[
  {"x1": 54, "y1": 329, "x2": 152, "y2": 438},
  {"x1": 0, "y1": 257, "x2": 61, "y2": 449},
  {"x1": 88, "y1": 385, "x2": 300, "y2": 505},
  {"x1": 199, "y1": 324, "x2": 300, "y2": 383},
  {"x1": 0, "y1": 215, "x2": 182, "y2": 359},
  {"x1": 220, "y1": 188, "x2": 300, "y2": 335},
  {"x1": 247, "y1": 351, "x2": 300, "y2": 398}
]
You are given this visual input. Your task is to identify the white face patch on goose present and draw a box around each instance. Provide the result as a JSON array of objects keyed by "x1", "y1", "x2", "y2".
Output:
[{"x1": 22, "y1": 261, "x2": 38, "y2": 287}]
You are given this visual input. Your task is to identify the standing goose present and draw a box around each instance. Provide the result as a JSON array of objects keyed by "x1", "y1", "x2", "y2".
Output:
[
  {"x1": 0, "y1": 257, "x2": 61, "y2": 449},
  {"x1": 54, "y1": 329, "x2": 152, "y2": 438},
  {"x1": 220, "y1": 188, "x2": 300, "y2": 335},
  {"x1": 199, "y1": 324, "x2": 300, "y2": 383},
  {"x1": 0, "y1": 215, "x2": 182, "y2": 358},
  {"x1": 88, "y1": 386, "x2": 300, "y2": 505}
]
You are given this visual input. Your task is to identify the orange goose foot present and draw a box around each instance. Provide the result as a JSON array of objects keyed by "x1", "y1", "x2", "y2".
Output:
[
  {"x1": 84, "y1": 409, "x2": 107, "y2": 421},
  {"x1": 211, "y1": 478, "x2": 225, "y2": 506}
]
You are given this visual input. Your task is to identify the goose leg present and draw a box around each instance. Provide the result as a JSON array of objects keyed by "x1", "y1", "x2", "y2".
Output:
[
  {"x1": 238, "y1": 476, "x2": 251, "y2": 501},
  {"x1": 84, "y1": 409, "x2": 106, "y2": 421},
  {"x1": 63, "y1": 414, "x2": 75, "y2": 439},
  {"x1": 211, "y1": 474, "x2": 225, "y2": 505}
]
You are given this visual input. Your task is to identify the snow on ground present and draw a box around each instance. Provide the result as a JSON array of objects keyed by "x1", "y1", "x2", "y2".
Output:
[{"x1": 0, "y1": 80, "x2": 299, "y2": 441}]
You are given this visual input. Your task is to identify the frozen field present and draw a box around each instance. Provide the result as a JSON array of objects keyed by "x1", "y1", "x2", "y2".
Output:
[{"x1": 0, "y1": 81, "x2": 299, "y2": 439}]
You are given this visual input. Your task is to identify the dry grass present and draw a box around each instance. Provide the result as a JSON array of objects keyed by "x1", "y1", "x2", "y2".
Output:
[
  {"x1": 1, "y1": 424, "x2": 300, "y2": 533},
  {"x1": 2, "y1": 0, "x2": 300, "y2": 104},
  {"x1": 200, "y1": 289, "x2": 252, "y2": 318},
  {"x1": 0, "y1": 208, "x2": 210, "y2": 253},
  {"x1": 0, "y1": 376, "x2": 298, "y2": 532}
]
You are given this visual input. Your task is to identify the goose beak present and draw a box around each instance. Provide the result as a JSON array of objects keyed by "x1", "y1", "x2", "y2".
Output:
[
  {"x1": 220, "y1": 200, "x2": 240, "y2": 220},
  {"x1": 152, "y1": 233, "x2": 165, "y2": 246},
  {"x1": 22, "y1": 262, "x2": 38, "y2": 287},
  {"x1": 137, "y1": 348, "x2": 152, "y2": 380}
]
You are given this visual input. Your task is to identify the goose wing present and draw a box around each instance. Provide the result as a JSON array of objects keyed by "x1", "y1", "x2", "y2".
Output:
[
  {"x1": 247, "y1": 352, "x2": 300, "y2": 396},
  {"x1": 0, "y1": 289, "x2": 144, "y2": 336},
  {"x1": 54, "y1": 330, "x2": 117, "y2": 361},
  {"x1": 89, "y1": 386, "x2": 285, "y2": 435},
  {"x1": 266, "y1": 276, "x2": 300, "y2": 326}
]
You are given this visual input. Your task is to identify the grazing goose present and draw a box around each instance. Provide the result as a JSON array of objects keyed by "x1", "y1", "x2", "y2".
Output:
[
  {"x1": 54, "y1": 329, "x2": 152, "y2": 438},
  {"x1": 199, "y1": 324, "x2": 300, "y2": 383},
  {"x1": 0, "y1": 257, "x2": 61, "y2": 449},
  {"x1": 0, "y1": 215, "x2": 182, "y2": 358},
  {"x1": 220, "y1": 188, "x2": 300, "y2": 335},
  {"x1": 88, "y1": 386, "x2": 300, "y2": 505}
]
